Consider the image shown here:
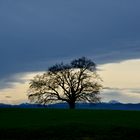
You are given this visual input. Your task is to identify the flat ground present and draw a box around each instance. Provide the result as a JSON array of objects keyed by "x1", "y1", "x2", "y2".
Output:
[{"x1": 0, "y1": 108, "x2": 140, "y2": 140}]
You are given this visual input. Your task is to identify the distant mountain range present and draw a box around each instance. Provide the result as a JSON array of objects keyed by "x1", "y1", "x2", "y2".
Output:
[{"x1": 1, "y1": 102, "x2": 140, "y2": 110}]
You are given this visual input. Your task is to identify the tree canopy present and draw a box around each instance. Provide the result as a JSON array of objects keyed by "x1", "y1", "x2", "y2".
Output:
[{"x1": 28, "y1": 57, "x2": 102, "y2": 109}]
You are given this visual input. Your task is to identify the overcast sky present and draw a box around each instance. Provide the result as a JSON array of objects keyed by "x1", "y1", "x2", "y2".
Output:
[{"x1": 0, "y1": 0, "x2": 140, "y2": 104}]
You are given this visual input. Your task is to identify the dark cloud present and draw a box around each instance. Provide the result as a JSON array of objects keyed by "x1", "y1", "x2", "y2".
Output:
[
  {"x1": 102, "y1": 88, "x2": 140, "y2": 103},
  {"x1": 0, "y1": 73, "x2": 27, "y2": 89},
  {"x1": 0, "y1": 0, "x2": 140, "y2": 88},
  {"x1": 103, "y1": 87, "x2": 140, "y2": 94},
  {"x1": 126, "y1": 89, "x2": 140, "y2": 94}
]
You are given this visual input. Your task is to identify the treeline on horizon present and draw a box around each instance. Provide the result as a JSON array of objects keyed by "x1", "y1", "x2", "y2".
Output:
[{"x1": 1, "y1": 102, "x2": 140, "y2": 110}]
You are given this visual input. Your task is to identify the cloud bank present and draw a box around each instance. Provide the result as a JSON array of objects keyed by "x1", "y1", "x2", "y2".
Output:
[{"x1": 0, "y1": 0, "x2": 140, "y2": 88}]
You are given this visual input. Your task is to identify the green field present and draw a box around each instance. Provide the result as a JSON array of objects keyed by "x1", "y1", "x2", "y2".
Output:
[{"x1": 0, "y1": 108, "x2": 140, "y2": 140}]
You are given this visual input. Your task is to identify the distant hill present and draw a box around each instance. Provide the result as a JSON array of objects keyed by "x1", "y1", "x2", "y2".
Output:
[
  {"x1": 108, "y1": 100, "x2": 121, "y2": 104},
  {"x1": 0, "y1": 103, "x2": 45, "y2": 108},
  {"x1": 1, "y1": 102, "x2": 140, "y2": 110}
]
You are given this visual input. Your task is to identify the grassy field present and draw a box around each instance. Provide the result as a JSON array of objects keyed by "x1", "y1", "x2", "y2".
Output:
[{"x1": 0, "y1": 108, "x2": 140, "y2": 140}]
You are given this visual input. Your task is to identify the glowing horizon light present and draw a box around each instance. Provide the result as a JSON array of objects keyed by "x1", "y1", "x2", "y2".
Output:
[
  {"x1": 0, "y1": 71, "x2": 44, "y2": 104},
  {"x1": 98, "y1": 59, "x2": 140, "y2": 88},
  {"x1": 1, "y1": 59, "x2": 140, "y2": 104},
  {"x1": 98, "y1": 59, "x2": 140, "y2": 103}
]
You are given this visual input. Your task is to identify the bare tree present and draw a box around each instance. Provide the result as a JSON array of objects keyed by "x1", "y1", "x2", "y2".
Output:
[{"x1": 28, "y1": 57, "x2": 102, "y2": 109}]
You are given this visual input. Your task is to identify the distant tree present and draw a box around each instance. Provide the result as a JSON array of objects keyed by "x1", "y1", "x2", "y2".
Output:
[{"x1": 28, "y1": 57, "x2": 102, "y2": 109}]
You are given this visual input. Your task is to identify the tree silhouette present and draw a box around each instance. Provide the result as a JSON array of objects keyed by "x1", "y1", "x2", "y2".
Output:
[{"x1": 28, "y1": 57, "x2": 102, "y2": 109}]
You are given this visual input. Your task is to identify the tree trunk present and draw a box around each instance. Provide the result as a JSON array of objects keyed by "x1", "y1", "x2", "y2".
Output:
[{"x1": 68, "y1": 101, "x2": 76, "y2": 109}]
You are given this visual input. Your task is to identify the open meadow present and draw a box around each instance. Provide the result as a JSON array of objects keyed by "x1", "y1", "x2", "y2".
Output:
[{"x1": 0, "y1": 108, "x2": 140, "y2": 140}]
